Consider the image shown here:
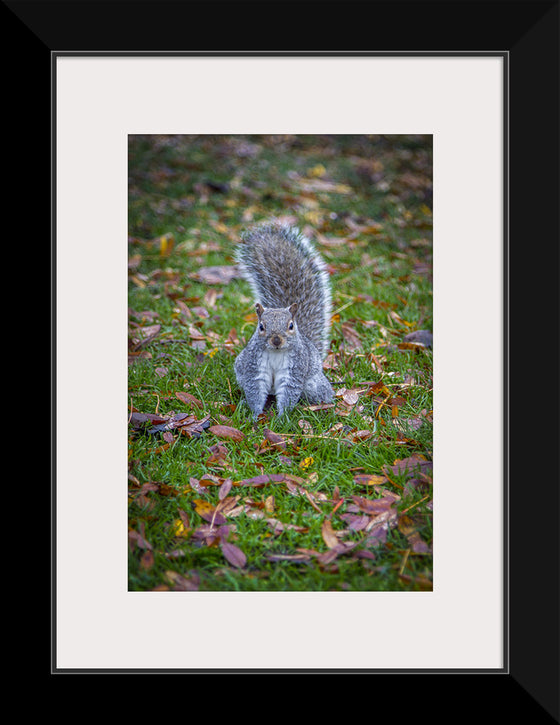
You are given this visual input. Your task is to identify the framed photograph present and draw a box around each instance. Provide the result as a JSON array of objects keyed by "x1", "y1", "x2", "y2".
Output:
[
  {"x1": 56, "y1": 50, "x2": 502, "y2": 664},
  {"x1": 25, "y1": 0, "x2": 556, "y2": 712}
]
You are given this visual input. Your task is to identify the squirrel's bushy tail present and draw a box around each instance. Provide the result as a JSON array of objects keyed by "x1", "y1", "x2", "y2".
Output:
[{"x1": 235, "y1": 222, "x2": 332, "y2": 357}]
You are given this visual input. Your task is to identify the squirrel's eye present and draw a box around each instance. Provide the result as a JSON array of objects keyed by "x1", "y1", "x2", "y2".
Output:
[
  {"x1": 288, "y1": 322, "x2": 294, "y2": 330},
  {"x1": 259, "y1": 323, "x2": 265, "y2": 332}
]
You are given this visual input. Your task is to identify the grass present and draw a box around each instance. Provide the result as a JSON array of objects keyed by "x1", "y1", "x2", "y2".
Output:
[{"x1": 128, "y1": 134, "x2": 433, "y2": 592}]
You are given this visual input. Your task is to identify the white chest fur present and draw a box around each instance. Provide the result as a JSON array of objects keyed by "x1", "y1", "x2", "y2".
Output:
[{"x1": 258, "y1": 349, "x2": 292, "y2": 395}]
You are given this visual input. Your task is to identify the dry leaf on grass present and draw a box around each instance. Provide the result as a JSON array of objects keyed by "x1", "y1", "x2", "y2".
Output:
[
  {"x1": 220, "y1": 541, "x2": 247, "y2": 568},
  {"x1": 208, "y1": 424, "x2": 245, "y2": 441}
]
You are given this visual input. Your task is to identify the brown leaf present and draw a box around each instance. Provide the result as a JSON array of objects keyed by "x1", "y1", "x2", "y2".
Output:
[
  {"x1": 265, "y1": 553, "x2": 311, "y2": 562},
  {"x1": 398, "y1": 514, "x2": 430, "y2": 553},
  {"x1": 206, "y1": 443, "x2": 228, "y2": 465},
  {"x1": 263, "y1": 428, "x2": 289, "y2": 449},
  {"x1": 349, "y1": 429, "x2": 375, "y2": 442},
  {"x1": 192, "y1": 498, "x2": 227, "y2": 524},
  {"x1": 339, "y1": 513, "x2": 370, "y2": 531},
  {"x1": 408, "y1": 531, "x2": 430, "y2": 553},
  {"x1": 176, "y1": 391, "x2": 204, "y2": 408},
  {"x1": 321, "y1": 519, "x2": 340, "y2": 549},
  {"x1": 191, "y1": 523, "x2": 231, "y2": 546},
  {"x1": 188, "y1": 477, "x2": 207, "y2": 494},
  {"x1": 190, "y1": 265, "x2": 239, "y2": 285},
  {"x1": 266, "y1": 518, "x2": 308, "y2": 535},
  {"x1": 353, "y1": 473, "x2": 387, "y2": 487},
  {"x1": 140, "y1": 550, "x2": 155, "y2": 570},
  {"x1": 129, "y1": 411, "x2": 169, "y2": 429},
  {"x1": 402, "y1": 329, "x2": 433, "y2": 348},
  {"x1": 198, "y1": 473, "x2": 223, "y2": 487},
  {"x1": 317, "y1": 541, "x2": 359, "y2": 565},
  {"x1": 216, "y1": 496, "x2": 242, "y2": 517},
  {"x1": 172, "y1": 413, "x2": 211, "y2": 438},
  {"x1": 362, "y1": 511, "x2": 397, "y2": 547},
  {"x1": 218, "y1": 478, "x2": 233, "y2": 500},
  {"x1": 208, "y1": 424, "x2": 245, "y2": 441},
  {"x1": 397, "y1": 514, "x2": 416, "y2": 536},
  {"x1": 129, "y1": 324, "x2": 161, "y2": 351},
  {"x1": 350, "y1": 494, "x2": 398, "y2": 515},
  {"x1": 340, "y1": 388, "x2": 361, "y2": 406},
  {"x1": 236, "y1": 473, "x2": 286, "y2": 487},
  {"x1": 384, "y1": 455, "x2": 432, "y2": 478},
  {"x1": 220, "y1": 541, "x2": 247, "y2": 568},
  {"x1": 128, "y1": 528, "x2": 153, "y2": 550}
]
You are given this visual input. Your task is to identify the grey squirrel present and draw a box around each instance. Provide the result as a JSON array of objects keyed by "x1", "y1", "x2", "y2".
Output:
[{"x1": 234, "y1": 221, "x2": 334, "y2": 418}]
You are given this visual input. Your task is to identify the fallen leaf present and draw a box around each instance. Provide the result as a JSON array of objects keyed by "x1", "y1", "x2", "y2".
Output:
[
  {"x1": 218, "y1": 478, "x2": 233, "y2": 500},
  {"x1": 339, "y1": 513, "x2": 370, "y2": 531},
  {"x1": 198, "y1": 473, "x2": 223, "y2": 487},
  {"x1": 190, "y1": 265, "x2": 239, "y2": 285},
  {"x1": 140, "y1": 550, "x2": 155, "y2": 570},
  {"x1": 402, "y1": 329, "x2": 433, "y2": 348},
  {"x1": 363, "y1": 511, "x2": 398, "y2": 548},
  {"x1": 176, "y1": 391, "x2": 204, "y2": 408},
  {"x1": 171, "y1": 517, "x2": 190, "y2": 538},
  {"x1": 317, "y1": 541, "x2": 359, "y2": 565},
  {"x1": 341, "y1": 388, "x2": 360, "y2": 406},
  {"x1": 236, "y1": 473, "x2": 286, "y2": 487},
  {"x1": 321, "y1": 519, "x2": 340, "y2": 549},
  {"x1": 263, "y1": 428, "x2": 289, "y2": 449},
  {"x1": 388, "y1": 310, "x2": 414, "y2": 328},
  {"x1": 266, "y1": 518, "x2": 308, "y2": 535},
  {"x1": 165, "y1": 570, "x2": 200, "y2": 591},
  {"x1": 353, "y1": 473, "x2": 387, "y2": 487},
  {"x1": 129, "y1": 411, "x2": 169, "y2": 430},
  {"x1": 206, "y1": 443, "x2": 228, "y2": 466},
  {"x1": 265, "y1": 553, "x2": 311, "y2": 562},
  {"x1": 208, "y1": 424, "x2": 245, "y2": 441},
  {"x1": 350, "y1": 494, "x2": 399, "y2": 515},
  {"x1": 129, "y1": 324, "x2": 161, "y2": 351},
  {"x1": 193, "y1": 499, "x2": 227, "y2": 525},
  {"x1": 192, "y1": 523, "x2": 231, "y2": 546},
  {"x1": 220, "y1": 541, "x2": 247, "y2": 568},
  {"x1": 384, "y1": 455, "x2": 432, "y2": 478},
  {"x1": 398, "y1": 514, "x2": 431, "y2": 553},
  {"x1": 128, "y1": 529, "x2": 153, "y2": 550}
]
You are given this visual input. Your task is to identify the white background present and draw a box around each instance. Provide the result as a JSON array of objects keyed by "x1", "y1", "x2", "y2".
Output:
[{"x1": 55, "y1": 56, "x2": 505, "y2": 670}]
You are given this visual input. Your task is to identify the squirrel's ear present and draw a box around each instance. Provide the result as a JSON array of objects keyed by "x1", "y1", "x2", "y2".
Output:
[
  {"x1": 255, "y1": 302, "x2": 264, "y2": 318},
  {"x1": 289, "y1": 302, "x2": 298, "y2": 317}
]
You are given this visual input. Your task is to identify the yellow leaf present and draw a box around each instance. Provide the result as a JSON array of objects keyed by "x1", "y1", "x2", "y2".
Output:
[
  {"x1": 299, "y1": 456, "x2": 314, "y2": 469},
  {"x1": 171, "y1": 519, "x2": 189, "y2": 537},
  {"x1": 193, "y1": 499, "x2": 215, "y2": 518},
  {"x1": 159, "y1": 233, "x2": 174, "y2": 256},
  {"x1": 353, "y1": 473, "x2": 387, "y2": 486},
  {"x1": 307, "y1": 163, "x2": 326, "y2": 178}
]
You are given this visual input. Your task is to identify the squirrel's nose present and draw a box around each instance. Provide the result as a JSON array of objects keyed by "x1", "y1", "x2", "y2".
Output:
[{"x1": 271, "y1": 335, "x2": 282, "y2": 347}]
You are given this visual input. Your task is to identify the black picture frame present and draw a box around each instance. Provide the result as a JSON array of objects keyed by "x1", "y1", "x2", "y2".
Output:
[{"x1": 14, "y1": 0, "x2": 556, "y2": 716}]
